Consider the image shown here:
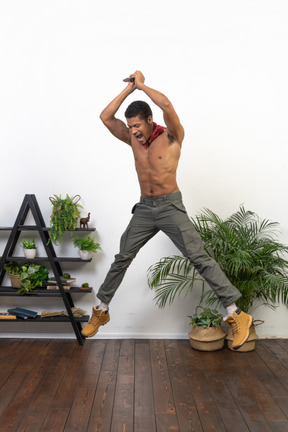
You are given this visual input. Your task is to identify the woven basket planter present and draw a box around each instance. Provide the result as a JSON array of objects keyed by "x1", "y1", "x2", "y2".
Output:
[
  {"x1": 9, "y1": 273, "x2": 21, "y2": 289},
  {"x1": 189, "y1": 323, "x2": 226, "y2": 351}
]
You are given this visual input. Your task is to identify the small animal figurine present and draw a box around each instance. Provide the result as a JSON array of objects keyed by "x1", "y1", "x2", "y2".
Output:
[{"x1": 80, "y1": 213, "x2": 90, "y2": 229}]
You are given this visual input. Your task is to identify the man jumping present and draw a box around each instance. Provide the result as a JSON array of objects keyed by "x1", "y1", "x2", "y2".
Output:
[{"x1": 81, "y1": 71, "x2": 252, "y2": 349}]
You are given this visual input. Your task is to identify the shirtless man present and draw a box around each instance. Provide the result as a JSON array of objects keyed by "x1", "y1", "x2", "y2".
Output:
[{"x1": 81, "y1": 71, "x2": 252, "y2": 350}]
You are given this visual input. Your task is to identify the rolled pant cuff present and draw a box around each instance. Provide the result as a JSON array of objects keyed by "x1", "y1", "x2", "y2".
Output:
[{"x1": 96, "y1": 292, "x2": 110, "y2": 305}]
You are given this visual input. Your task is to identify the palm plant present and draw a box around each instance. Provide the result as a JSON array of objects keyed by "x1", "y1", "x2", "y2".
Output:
[{"x1": 147, "y1": 206, "x2": 288, "y2": 313}]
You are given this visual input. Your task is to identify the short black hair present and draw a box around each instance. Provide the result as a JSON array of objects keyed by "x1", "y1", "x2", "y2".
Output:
[{"x1": 125, "y1": 100, "x2": 152, "y2": 121}]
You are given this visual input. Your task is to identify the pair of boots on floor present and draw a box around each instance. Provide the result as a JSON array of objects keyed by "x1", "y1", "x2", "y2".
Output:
[{"x1": 81, "y1": 303, "x2": 253, "y2": 351}]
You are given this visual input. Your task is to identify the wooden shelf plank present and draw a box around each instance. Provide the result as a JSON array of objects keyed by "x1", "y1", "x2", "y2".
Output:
[
  {"x1": 0, "y1": 286, "x2": 93, "y2": 296},
  {"x1": 1, "y1": 257, "x2": 92, "y2": 262},
  {"x1": 0, "y1": 226, "x2": 96, "y2": 231}
]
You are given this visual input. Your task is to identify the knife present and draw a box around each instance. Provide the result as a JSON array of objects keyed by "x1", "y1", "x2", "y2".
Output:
[{"x1": 123, "y1": 77, "x2": 135, "y2": 82}]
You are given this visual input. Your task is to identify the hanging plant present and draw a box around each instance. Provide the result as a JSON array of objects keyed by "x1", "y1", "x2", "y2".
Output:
[{"x1": 49, "y1": 194, "x2": 83, "y2": 245}]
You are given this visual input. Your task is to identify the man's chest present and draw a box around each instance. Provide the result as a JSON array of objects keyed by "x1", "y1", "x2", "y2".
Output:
[{"x1": 132, "y1": 138, "x2": 180, "y2": 171}]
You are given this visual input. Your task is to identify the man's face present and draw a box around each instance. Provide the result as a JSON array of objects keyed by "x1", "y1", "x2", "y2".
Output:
[{"x1": 127, "y1": 115, "x2": 153, "y2": 145}]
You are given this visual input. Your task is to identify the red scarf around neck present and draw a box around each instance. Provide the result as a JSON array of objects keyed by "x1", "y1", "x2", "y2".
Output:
[{"x1": 144, "y1": 122, "x2": 166, "y2": 149}]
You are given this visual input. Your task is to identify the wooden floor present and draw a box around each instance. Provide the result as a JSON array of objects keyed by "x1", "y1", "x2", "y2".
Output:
[{"x1": 0, "y1": 339, "x2": 288, "y2": 432}]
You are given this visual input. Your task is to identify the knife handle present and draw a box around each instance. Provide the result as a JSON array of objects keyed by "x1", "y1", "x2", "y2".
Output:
[{"x1": 123, "y1": 77, "x2": 135, "y2": 82}]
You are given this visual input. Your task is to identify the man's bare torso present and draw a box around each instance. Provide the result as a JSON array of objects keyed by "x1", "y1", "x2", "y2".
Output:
[
  {"x1": 131, "y1": 130, "x2": 181, "y2": 197},
  {"x1": 99, "y1": 71, "x2": 185, "y2": 197}
]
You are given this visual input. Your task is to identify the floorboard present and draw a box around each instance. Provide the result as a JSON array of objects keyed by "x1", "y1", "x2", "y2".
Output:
[
  {"x1": 0, "y1": 338, "x2": 287, "y2": 431},
  {"x1": 134, "y1": 340, "x2": 157, "y2": 432}
]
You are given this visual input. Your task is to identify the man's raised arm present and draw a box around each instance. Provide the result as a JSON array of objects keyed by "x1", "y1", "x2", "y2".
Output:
[
  {"x1": 100, "y1": 82, "x2": 136, "y2": 145},
  {"x1": 132, "y1": 71, "x2": 184, "y2": 144}
]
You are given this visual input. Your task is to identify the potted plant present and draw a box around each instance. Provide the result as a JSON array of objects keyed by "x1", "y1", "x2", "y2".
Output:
[
  {"x1": 5, "y1": 262, "x2": 22, "y2": 288},
  {"x1": 147, "y1": 205, "x2": 288, "y2": 351},
  {"x1": 5, "y1": 262, "x2": 49, "y2": 294},
  {"x1": 49, "y1": 194, "x2": 83, "y2": 245},
  {"x1": 188, "y1": 307, "x2": 225, "y2": 351},
  {"x1": 18, "y1": 263, "x2": 49, "y2": 295},
  {"x1": 72, "y1": 236, "x2": 102, "y2": 260},
  {"x1": 21, "y1": 239, "x2": 36, "y2": 259}
]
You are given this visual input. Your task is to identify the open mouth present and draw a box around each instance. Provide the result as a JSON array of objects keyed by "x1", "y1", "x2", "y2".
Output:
[{"x1": 135, "y1": 133, "x2": 145, "y2": 143}]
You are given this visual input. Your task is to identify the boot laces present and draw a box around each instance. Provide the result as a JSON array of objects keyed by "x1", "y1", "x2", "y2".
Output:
[
  {"x1": 90, "y1": 315, "x2": 99, "y2": 325},
  {"x1": 230, "y1": 316, "x2": 240, "y2": 334},
  {"x1": 90, "y1": 310, "x2": 103, "y2": 325}
]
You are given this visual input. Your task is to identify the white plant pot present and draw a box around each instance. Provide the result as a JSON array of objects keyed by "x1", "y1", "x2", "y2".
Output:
[
  {"x1": 79, "y1": 250, "x2": 93, "y2": 260},
  {"x1": 24, "y1": 249, "x2": 36, "y2": 259}
]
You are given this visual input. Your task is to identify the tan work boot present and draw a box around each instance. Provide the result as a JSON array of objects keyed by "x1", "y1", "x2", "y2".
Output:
[
  {"x1": 81, "y1": 307, "x2": 110, "y2": 338},
  {"x1": 224, "y1": 309, "x2": 252, "y2": 350}
]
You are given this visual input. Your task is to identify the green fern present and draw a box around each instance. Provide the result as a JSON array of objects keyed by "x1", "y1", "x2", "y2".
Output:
[
  {"x1": 72, "y1": 236, "x2": 101, "y2": 252},
  {"x1": 49, "y1": 194, "x2": 83, "y2": 245},
  {"x1": 147, "y1": 205, "x2": 288, "y2": 313}
]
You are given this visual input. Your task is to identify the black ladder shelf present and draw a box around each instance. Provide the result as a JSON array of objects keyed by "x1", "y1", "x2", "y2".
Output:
[{"x1": 0, "y1": 194, "x2": 95, "y2": 345}]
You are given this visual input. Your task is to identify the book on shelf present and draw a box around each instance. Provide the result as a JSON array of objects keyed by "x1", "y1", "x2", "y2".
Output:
[
  {"x1": 0, "y1": 312, "x2": 17, "y2": 320},
  {"x1": 46, "y1": 285, "x2": 71, "y2": 291},
  {"x1": 47, "y1": 276, "x2": 76, "y2": 284},
  {"x1": 7, "y1": 307, "x2": 38, "y2": 319}
]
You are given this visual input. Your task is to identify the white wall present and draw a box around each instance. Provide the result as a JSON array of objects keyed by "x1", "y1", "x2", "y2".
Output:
[{"x1": 0, "y1": 0, "x2": 287, "y2": 339}]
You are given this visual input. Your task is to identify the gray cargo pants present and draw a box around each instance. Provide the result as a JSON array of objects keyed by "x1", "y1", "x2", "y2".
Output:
[{"x1": 97, "y1": 191, "x2": 241, "y2": 308}]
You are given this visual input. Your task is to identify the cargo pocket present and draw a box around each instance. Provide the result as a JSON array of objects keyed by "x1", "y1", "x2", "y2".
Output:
[{"x1": 131, "y1": 203, "x2": 141, "y2": 214}]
